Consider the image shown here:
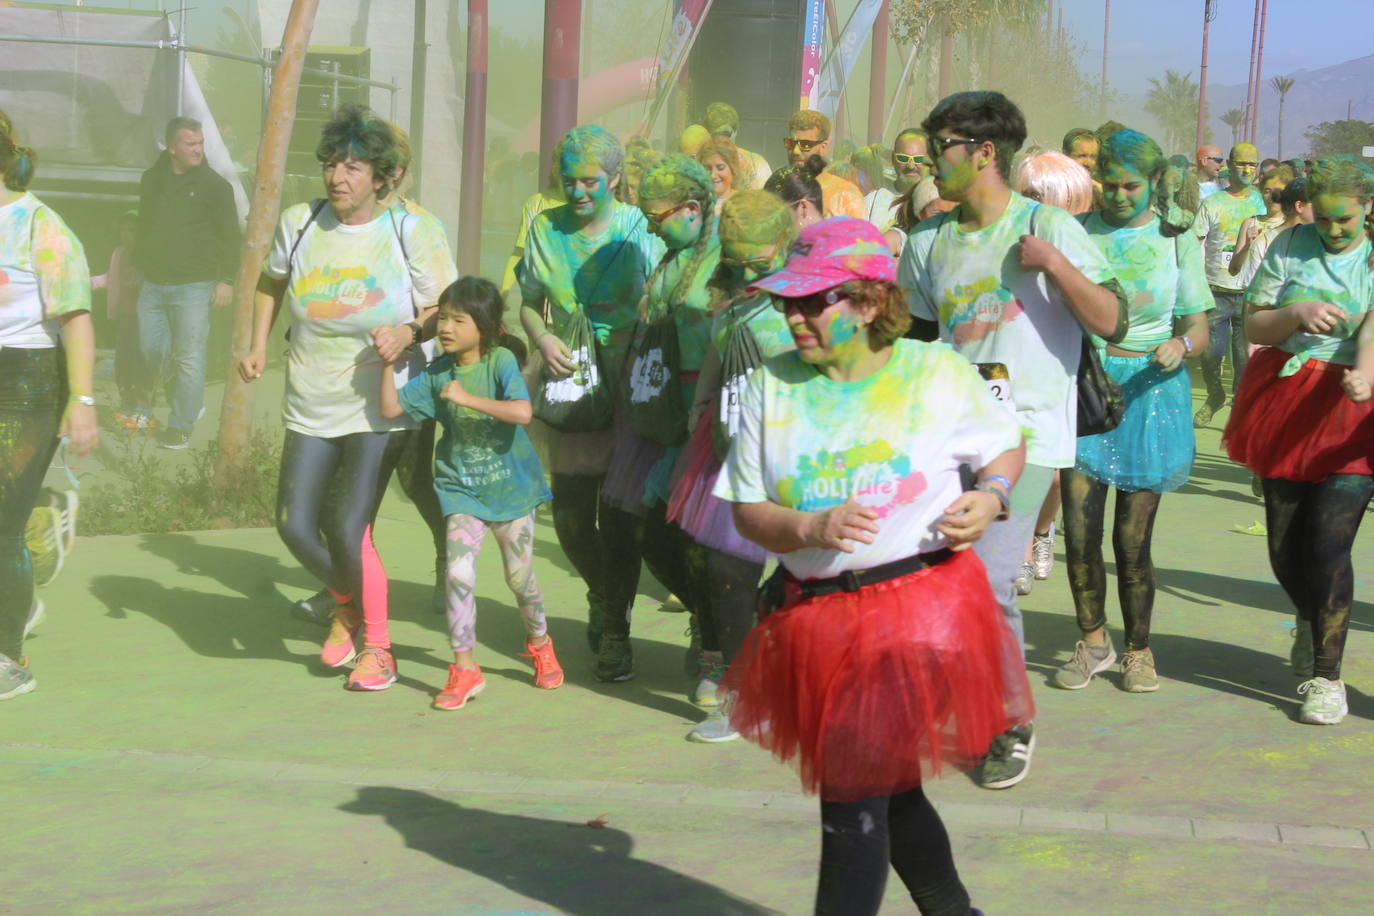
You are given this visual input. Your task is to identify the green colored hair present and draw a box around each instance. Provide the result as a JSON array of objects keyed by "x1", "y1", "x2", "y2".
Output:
[
  {"x1": 1307, "y1": 156, "x2": 1374, "y2": 201},
  {"x1": 637, "y1": 154, "x2": 718, "y2": 313},
  {"x1": 555, "y1": 125, "x2": 624, "y2": 181}
]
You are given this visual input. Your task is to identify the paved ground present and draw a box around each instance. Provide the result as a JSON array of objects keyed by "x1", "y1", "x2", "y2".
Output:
[{"x1": 7, "y1": 384, "x2": 1374, "y2": 914}]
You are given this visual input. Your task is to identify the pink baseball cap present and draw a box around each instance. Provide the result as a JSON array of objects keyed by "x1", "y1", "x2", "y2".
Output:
[{"x1": 750, "y1": 216, "x2": 896, "y2": 298}]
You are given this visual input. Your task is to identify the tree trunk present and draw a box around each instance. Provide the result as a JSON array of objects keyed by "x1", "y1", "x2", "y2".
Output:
[
  {"x1": 213, "y1": 0, "x2": 321, "y2": 485},
  {"x1": 1276, "y1": 94, "x2": 1285, "y2": 160},
  {"x1": 937, "y1": 15, "x2": 952, "y2": 99}
]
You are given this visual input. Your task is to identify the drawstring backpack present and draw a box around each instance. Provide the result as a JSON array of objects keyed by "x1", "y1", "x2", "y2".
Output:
[{"x1": 712, "y1": 297, "x2": 769, "y2": 460}]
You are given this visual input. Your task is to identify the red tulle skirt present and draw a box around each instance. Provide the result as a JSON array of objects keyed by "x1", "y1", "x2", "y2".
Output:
[
  {"x1": 720, "y1": 549, "x2": 1034, "y2": 802},
  {"x1": 1224, "y1": 347, "x2": 1374, "y2": 481}
]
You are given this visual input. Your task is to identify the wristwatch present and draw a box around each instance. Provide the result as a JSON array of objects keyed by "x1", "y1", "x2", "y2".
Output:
[
  {"x1": 975, "y1": 477, "x2": 1012, "y2": 521},
  {"x1": 71, "y1": 395, "x2": 95, "y2": 407},
  {"x1": 404, "y1": 321, "x2": 424, "y2": 351}
]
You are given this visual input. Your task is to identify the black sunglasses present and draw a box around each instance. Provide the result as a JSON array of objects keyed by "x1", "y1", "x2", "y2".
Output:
[
  {"x1": 773, "y1": 288, "x2": 847, "y2": 318},
  {"x1": 930, "y1": 136, "x2": 981, "y2": 153}
]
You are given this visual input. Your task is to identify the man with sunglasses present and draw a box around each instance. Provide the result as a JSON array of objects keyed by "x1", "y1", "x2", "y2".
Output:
[
  {"x1": 861, "y1": 128, "x2": 933, "y2": 241},
  {"x1": 784, "y1": 109, "x2": 864, "y2": 219},
  {"x1": 899, "y1": 91, "x2": 1125, "y2": 793},
  {"x1": 1191, "y1": 142, "x2": 1267, "y2": 427},
  {"x1": 1195, "y1": 145, "x2": 1225, "y2": 198}
]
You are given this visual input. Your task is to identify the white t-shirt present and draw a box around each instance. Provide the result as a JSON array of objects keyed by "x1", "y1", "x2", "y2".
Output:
[
  {"x1": 862, "y1": 187, "x2": 899, "y2": 233},
  {"x1": 264, "y1": 200, "x2": 456, "y2": 437},
  {"x1": 899, "y1": 193, "x2": 1116, "y2": 468},
  {"x1": 714, "y1": 340, "x2": 1021, "y2": 580},
  {"x1": 1193, "y1": 188, "x2": 1266, "y2": 290},
  {"x1": 0, "y1": 192, "x2": 91, "y2": 348}
]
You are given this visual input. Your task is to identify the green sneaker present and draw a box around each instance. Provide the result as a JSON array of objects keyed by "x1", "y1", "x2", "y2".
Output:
[
  {"x1": 1298, "y1": 677, "x2": 1347, "y2": 725},
  {"x1": 1120, "y1": 648, "x2": 1159, "y2": 693},
  {"x1": 1052, "y1": 637, "x2": 1116, "y2": 690},
  {"x1": 977, "y1": 724, "x2": 1035, "y2": 789},
  {"x1": 0, "y1": 653, "x2": 35, "y2": 701},
  {"x1": 594, "y1": 634, "x2": 634, "y2": 682},
  {"x1": 1290, "y1": 619, "x2": 1314, "y2": 677}
]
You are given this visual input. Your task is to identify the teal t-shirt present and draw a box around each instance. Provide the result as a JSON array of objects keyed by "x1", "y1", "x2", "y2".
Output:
[
  {"x1": 1193, "y1": 188, "x2": 1266, "y2": 290},
  {"x1": 1080, "y1": 212, "x2": 1211, "y2": 351},
  {"x1": 397, "y1": 348, "x2": 552, "y2": 521},
  {"x1": 1244, "y1": 225, "x2": 1374, "y2": 374},
  {"x1": 519, "y1": 200, "x2": 666, "y2": 354}
]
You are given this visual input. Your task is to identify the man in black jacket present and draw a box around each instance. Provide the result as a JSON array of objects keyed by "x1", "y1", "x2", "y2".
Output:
[{"x1": 134, "y1": 117, "x2": 240, "y2": 449}]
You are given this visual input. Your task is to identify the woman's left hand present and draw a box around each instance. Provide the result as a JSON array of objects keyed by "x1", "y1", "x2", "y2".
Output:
[
  {"x1": 937, "y1": 490, "x2": 1003, "y2": 551},
  {"x1": 1150, "y1": 337, "x2": 1187, "y2": 372},
  {"x1": 1017, "y1": 234, "x2": 1065, "y2": 273},
  {"x1": 61, "y1": 402, "x2": 99, "y2": 459},
  {"x1": 371, "y1": 325, "x2": 414, "y2": 364}
]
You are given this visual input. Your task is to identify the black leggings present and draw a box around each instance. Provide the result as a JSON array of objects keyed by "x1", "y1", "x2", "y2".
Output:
[
  {"x1": 0, "y1": 347, "x2": 64, "y2": 661},
  {"x1": 1061, "y1": 468, "x2": 1163, "y2": 651},
  {"x1": 640, "y1": 500, "x2": 699, "y2": 615},
  {"x1": 276, "y1": 429, "x2": 408, "y2": 648},
  {"x1": 684, "y1": 541, "x2": 762, "y2": 662},
  {"x1": 817, "y1": 786, "x2": 971, "y2": 916},
  {"x1": 1263, "y1": 475, "x2": 1373, "y2": 680},
  {"x1": 392, "y1": 417, "x2": 446, "y2": 572},
  {"x1": 549, "y1": 472, "x2": 643, "y2": 640}
]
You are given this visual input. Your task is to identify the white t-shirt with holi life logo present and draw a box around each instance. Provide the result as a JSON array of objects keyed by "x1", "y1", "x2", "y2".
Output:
[
  {"x1": 899, "y1": 193, "x2": 1116, "y2": 469},
  {"x1": 714, "y1": 340, "x2": 1022, "y2": 580},
  {"x1": 265, "y1": 200, "x2": 456, "y2": 437}
]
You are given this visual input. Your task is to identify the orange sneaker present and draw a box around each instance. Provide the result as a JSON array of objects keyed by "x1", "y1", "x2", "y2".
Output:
[
  {"x1": 522, "y1": 636, "x2": 564, "y2": 689},
  {"x1": 434, "y1": 664, "x2": 485, "y2": 709},
  {"x1": 347, "y1": 646, "x2": 398, "y2": 691},
  {"x1": 320, "y1": 604, "x2": 362, "y2": 668}
]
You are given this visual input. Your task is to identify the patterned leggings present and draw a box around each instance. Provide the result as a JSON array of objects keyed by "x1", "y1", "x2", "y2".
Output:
[{"x1": 445, "y1": 511, "x2": 547, "y2": 653}]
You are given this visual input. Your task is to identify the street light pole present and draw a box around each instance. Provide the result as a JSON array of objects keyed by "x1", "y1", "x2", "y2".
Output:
[{"x1": 1196, "y1": 0, "x2": 1215, "y2": 151}]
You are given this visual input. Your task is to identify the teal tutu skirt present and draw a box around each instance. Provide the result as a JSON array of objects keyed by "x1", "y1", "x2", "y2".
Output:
[{"x1": 1075, "y1": 354, "x2": 1194, "y2": 493}]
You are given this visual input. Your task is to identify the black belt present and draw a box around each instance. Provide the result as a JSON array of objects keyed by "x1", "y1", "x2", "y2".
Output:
[{"x1": 792, "y1": 549, "x2": 953, "y2": 600}]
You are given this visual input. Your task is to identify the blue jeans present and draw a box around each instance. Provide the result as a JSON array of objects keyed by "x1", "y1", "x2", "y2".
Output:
[
  {"x1": 137, "y1": 280, "x2": 214, "y2": 433},
  {"x1": 1198, "y1": 288, "x2": 1248, "y2": 405}
]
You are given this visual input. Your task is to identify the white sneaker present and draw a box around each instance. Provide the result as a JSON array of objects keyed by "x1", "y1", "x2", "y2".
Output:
[
  {"x1": 687, "y1": 710, "x2": 740, "y2": 743},
  {"x1": 1013, "y1": 562, "x2": 1034, "y2": 596},
  {"x1": 1298, "y1": 677, "x2": 1347, "y2": 725},
  {"x1": 1031, "y1": 528, "x2": 1055, "y2": 580}
]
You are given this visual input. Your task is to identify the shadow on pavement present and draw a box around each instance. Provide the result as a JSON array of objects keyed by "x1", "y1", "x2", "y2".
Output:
[
  {"x1": 139, "y1": 532, "x2": 319, "y2": 604},
  {"x1": 89, "y1": 573, "x2": 315, "y2": 667},
  {"x1": 1021, "y1": 608, "x2": 1374, "y2": 723},
  {"x1": 339, "y1": 787, "x2": 782, "y2": 915}
]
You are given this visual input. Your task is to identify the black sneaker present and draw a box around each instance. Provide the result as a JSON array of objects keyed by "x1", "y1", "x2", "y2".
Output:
[
  {"x1": 594, "y1": 634, "x2": 634, "y2": 682},
  {"x1": 976, "y1": 723, "x2": 1035, "y2": 790},
  {"x1": 291, "y1": 589, "x2": 336, "y2": 626},
  {"x1": 157, "y1": 429, "x2": 191, "y2": 450}
]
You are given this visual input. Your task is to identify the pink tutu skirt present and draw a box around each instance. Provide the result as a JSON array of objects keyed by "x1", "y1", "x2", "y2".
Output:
[{"x1": 666, "y1": 415, "x2": 769, "y2": 564}]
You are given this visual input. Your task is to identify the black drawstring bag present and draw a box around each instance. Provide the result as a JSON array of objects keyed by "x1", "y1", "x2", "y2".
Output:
[
  {"x1": 625, "y1": 309, "x2": 688, "y2": 446},
  {"x1": 712, "y1": 300, "x2": 769, "y2": 460},
  {"x1": 532, "y1": 311, "x2": 613, "y2": 433}
]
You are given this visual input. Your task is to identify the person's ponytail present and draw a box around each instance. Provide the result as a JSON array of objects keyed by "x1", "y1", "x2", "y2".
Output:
[{"x1": 4, "y1": 145, "x2": 36, "y2": 191}]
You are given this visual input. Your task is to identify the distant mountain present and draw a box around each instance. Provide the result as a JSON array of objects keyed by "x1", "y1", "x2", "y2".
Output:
[{"x1": 1127, "y1": 54, "x2": 1374, "y2": 159}]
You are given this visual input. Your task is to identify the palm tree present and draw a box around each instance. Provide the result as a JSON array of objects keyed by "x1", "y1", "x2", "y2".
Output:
[
  {"x1": 1144, "y1": 69, "x2": 1201, "y2": 153},
  {"x1": 1221, "y1": 108, "x2": 1245, "y2": 145},
  {"x1": 1270, "y1": 75, "x2": 1296, "y2": 160}
]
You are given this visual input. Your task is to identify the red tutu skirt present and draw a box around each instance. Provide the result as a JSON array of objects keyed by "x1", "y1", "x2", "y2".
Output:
[
  {"x1": 720, "y1": 549, "x2": 1034, "y2": 802},
  {"x1": 1224, "y1": 347, "x2": 1374, "y2": 482},
  {"x1": 666, "y1": 414, "x2": 770, "y2": 564}
]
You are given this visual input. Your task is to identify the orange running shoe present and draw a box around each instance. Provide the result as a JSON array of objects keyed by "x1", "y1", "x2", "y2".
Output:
[
  {"x1": 521, "y1": 636, "x2": 564, "y2": 689},
  {"x1": 320, "y1": 605, "x2": 362, "y2": 668},
  {"x1": 433, "y1": 664, "x2": 485, "y2": 709},
  {"x1": 347, "y1": 646, "x2": 398, "y2": 691}
]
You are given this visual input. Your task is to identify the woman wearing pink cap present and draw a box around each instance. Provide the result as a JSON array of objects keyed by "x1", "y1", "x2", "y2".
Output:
[{"x1": 714, "y1": 216, "x2": 1029, "y2": 915}]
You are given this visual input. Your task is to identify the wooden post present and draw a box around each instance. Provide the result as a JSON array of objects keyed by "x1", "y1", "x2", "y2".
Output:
[
  {"x1": 458, "y1": 0, "x2": 488, "y2": 275},
  {"x1": 214, "y1": 0, "x2": 321, "y2": 484},
  {"x1": 867, "y1": 0, "x2": 889, "y2": 144},
  {"x1": 539, "y1": 0, "x2": 581, "y2": 180}
]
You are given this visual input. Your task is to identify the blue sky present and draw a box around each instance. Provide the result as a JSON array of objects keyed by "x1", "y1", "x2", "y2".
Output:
[{"x1": 1056, "y1": 0, "x2": 1374, "y2": 95}]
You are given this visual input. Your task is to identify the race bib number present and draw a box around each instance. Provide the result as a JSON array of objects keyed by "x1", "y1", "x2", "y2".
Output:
[
  {"x1": 542, "y1": 346, "x2": 599, "y2": 404},
  {"x1": 976, "y1": 362, "x2": 1015, "y2": 409}
]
